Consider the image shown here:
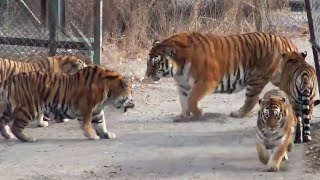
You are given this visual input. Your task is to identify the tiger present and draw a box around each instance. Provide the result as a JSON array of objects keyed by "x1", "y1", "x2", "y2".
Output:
[
  {"x1": 0, "y1": 55, "x2": 88, "y2": 126},
  {"x1": 279, "y1": 51, "x2": 319, "y2": 143},
  {"x1": 256, "y1": 89, "x2": 297, "y2": 172},
  {"x1": 146, "y1": 31, "x2": 298, "y2": 121},
  {"x1": 0, "y1": 65, "x2": 135, "y2": 142}
]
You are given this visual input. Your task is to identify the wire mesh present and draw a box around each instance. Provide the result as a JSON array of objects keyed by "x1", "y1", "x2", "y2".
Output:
[
  {"x1": 0, "y1": 0, "x2": 94, "y2": 61},
  {"x1": 310, "y1": 0, "x2": 320, "y2": 48}
]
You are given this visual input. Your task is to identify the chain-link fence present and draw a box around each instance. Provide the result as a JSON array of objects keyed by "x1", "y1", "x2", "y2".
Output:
[{"x1": 0, "y1": 0, "x2": 97, "y2": 61}]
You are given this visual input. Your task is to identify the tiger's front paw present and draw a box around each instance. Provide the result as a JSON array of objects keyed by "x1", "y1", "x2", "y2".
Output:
[
  {"x1": 21, "y1": 137, "x2": 37, "y2": 142},
  {"x1": 106, "y1": 132, "x2": 116, "y2": 139},
  {"x1": 84, "y1": 132, "x2": 100, "y2": 140},
  {"x1": 230, "y1": 110, "x2": 248, "y2": 118},
  {"x1": 173, "y1": 115, "x2": 192, "y2": 122},
  {"x1": 192, "y1": 108, "x2": 203, "y2": 118},
  {"x1": 267, "y1": 160, "x2": 280, "y2": 172},
  {"x1": 179, "y1": 111, "x2": 191, "y2": 118},
  {"x1": 37, "y1": 121, "x2": 49, "y2": 127},
  {"x1": 98, "y1": 132, "x2": 116, "y2": 139},
  {"x1": 267, "y1": 166, "x2": 279, "y2": 172}
]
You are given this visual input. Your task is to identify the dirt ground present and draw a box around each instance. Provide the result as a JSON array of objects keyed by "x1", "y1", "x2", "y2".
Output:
[{"x1": 1, "y1": 37, "x2": 320, "y2": 180}]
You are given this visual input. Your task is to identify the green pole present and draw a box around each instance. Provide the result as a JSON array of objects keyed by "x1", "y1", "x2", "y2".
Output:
[{"x1": 93, "y1": 0, "x2": 103, "y2": 65}]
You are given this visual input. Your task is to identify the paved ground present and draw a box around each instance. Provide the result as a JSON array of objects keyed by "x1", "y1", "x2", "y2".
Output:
[{"x1": 0, "y1": 37, "x2": 320, "y2": 180}]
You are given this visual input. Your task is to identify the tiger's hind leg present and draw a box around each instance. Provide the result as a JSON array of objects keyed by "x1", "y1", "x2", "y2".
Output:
[
  {"x1": 294, "y1": 115, "x2": 303, "y2": 143},
  {"x1": 0, "y1": 123, "x2": 14, "y2": 139},
  {"x1": 10, "y1": 107, "x2": 37, "y2": 142},
  {"x1": 231, "y1": 81, "x2": 268, "y2": 118},
  {"x1": 92, "y1": 111, "x2": 116, "y2": 139},
  {"x1": 0, "y1": 112, "x2": 15, "y2": 139}
]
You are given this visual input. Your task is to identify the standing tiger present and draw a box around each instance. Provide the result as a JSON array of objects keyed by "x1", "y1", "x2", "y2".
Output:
[
  {"x1": 0, "y1": 55, "x2": 88, "y2": 126},
  {"x1": 146, "y1": 31, "x2": 298, "y2": 121},
  {"x1": 0, "y1": 65, "x2": 134, "y2": 142},
  {"x1": 279, "y1": 51, "x2": 319, "y2": 143},
  {"x1": 256, "y1": 89, "x2": 297, "y2": 172}
]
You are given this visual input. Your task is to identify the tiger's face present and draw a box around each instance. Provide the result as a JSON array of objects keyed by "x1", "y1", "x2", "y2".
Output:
[
  {"x1": 58, "y1": 57, "x2": 88, "y2": 73},
  {"x1": 105, "y1": 73, "x2": 134, "y2": 112},
  {"x1": 146, "y1": 41, "x2": 177, "y2": 81},
  {"x1": 258, "y1": 97, "x2": 287, "y2": 134}
]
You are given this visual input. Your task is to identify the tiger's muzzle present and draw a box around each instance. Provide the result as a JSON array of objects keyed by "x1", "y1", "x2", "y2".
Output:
[
  {"x1": 113, "y1": 96, "x2": 135, "y2": 113},
  {"x1": 124, "y1": 99, "x2": 135, "y2": 112}
]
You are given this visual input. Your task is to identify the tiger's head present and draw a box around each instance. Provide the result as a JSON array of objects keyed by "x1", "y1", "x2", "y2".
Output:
[
  {"x1": 281, "y1": 51, "x2": 307, "y2": 62},
  {"x1": 146, "y1": 40, "x2": 179, "y2": 81},
  {"x1": 51, "y1": 55, "x2": 88, "y2": 73},
  {"x1": 258, "y1": 97, "x2": 287, "y2": 134},
  {"x1": 102, "y1": 70, "x2": 134, "y2": 112}
]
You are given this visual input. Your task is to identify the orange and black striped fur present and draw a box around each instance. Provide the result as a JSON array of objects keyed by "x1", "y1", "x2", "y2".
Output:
[
  {"x1": 146, "y1": 31, "x2": 298, "y2": 121},
  {"x1": 279, "y1": 51, "x2": 319, "y2": 143},
  {"x1": 0, "y1": 55, "x2": 88, "y2": 126},
  {"x1": 0, "y1": 66, "x2": 134, "y2": 142},
  {"x1": 256, "y1": 89, "x2": 296, "y2": 172}
]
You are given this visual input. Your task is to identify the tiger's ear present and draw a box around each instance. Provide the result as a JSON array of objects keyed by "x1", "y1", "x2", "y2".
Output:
[
  {"x1": 165, "y1": 46, "x2": 176, "y2": 57},
  {"x1": 301, "y1": 51, "x2": 307, "y2": 58},
  {"x1": 259, "y1": 99, "x2": 264, "y2": 105},
  {"x1": 120, "y1": 78, "x2": 128, "y2": 88},
  {"x1": 153, "y1": 40, "x2": 160, "y2": 47}
]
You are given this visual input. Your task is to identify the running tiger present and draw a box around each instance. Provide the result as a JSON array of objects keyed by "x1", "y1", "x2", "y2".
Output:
[
  {"x1": 0, "y1": 55, "x2": 88, "y2": 126},
  {"x1": 279, "y1": 51, "x2": 319, "y2": 143},
  {"x1": 256, "y1": 89, "x2": 296, "y2": 172},
  {"x1": 146, "y1": 31, "x2": 298, "y2": 121},
  {"x1": 0, "y1": 65, "x2": 134, "y2": 142}
]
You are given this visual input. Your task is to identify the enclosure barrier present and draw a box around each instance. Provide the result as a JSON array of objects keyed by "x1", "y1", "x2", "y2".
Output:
[{"x1": 0, "y1": 0, "x2": 103, "y2": 65}]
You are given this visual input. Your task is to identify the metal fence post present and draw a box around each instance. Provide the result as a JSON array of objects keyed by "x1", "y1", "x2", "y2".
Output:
[
  {"x1": 305, "y1": 0, "x2": 320, "y2": 95},
  {"x1": 93, "y1": 0, "x2": 103, "y2": 65},
  {"x1": 48, "y1": 0, "x2": 65, "y2": 56},
  {"x1": 48, "y1": 0, "x2": 58, "y2": 56}
]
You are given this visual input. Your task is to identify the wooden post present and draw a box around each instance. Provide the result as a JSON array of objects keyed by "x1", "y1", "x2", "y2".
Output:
[
  {"x1": 253, "y1": 0, "x2": 266, "y2": 31},
  {"x1": 93, "y1": 0, "x2": 103, "y2": 65}
]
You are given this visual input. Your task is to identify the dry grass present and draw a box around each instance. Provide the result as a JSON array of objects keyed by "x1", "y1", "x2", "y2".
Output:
[{"x1": 100, "y1": 0, "x2": 306, "y2": 59}]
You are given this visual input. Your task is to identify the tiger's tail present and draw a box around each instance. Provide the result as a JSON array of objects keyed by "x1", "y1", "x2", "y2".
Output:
[
  {"x1": 301, "y1": 88, "x2": 312, "y2": 142},
  {"x1": 314, "y1": 99, "x2": 320, "y2": 106}
]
